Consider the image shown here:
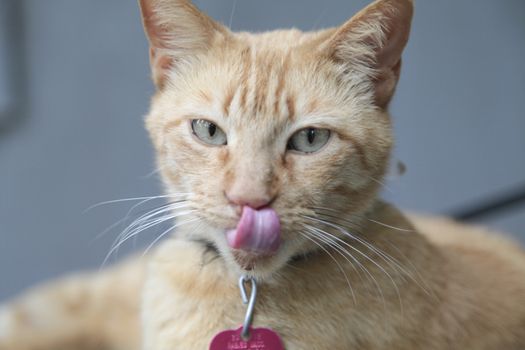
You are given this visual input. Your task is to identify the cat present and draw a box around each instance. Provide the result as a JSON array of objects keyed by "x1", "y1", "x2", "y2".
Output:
[{"x1": 1, "y1": 0, "x2": 525, "y2": 349}]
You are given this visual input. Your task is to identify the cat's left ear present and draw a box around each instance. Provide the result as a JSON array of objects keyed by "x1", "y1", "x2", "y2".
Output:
[
  {"x1": 139, "y1": 0, "x2": 230, "y2": 89},
  {"x1": 323, "y1": 0, "x2": 413, "y2": 108}
]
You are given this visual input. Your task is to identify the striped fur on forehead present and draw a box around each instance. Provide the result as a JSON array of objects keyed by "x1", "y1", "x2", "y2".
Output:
[
  {"x1": 234, "y1": 44, "x2": 296, "y2": 123},
  {"x1": 148, "y1": 26, "x2": 393, "y2": 173}
]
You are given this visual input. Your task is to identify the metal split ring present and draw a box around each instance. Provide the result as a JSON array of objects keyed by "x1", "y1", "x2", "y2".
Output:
[{"x1": 238, "y1": 275, "x2": 258, "y2": 340}]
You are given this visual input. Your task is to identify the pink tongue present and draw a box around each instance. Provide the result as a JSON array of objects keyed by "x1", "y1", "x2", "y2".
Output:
[{"x1": 226, "y1": 206, "x2": 281, "y2": 254}]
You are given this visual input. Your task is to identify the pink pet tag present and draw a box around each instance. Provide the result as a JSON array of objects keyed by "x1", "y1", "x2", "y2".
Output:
[
  {"x1": 210, "y1": 276, "x2": 284, "y2": 350},
  {"x1": 210, "y1": 326, "x2": 284, "y2": 350}
]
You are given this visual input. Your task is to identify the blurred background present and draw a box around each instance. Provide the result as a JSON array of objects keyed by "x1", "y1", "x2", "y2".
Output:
[{"x1": 1, "y1": 0, "x2": 524, "y2": 301}]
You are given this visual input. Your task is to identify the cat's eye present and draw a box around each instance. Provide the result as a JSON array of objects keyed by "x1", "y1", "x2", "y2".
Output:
[
  {"x1": 191, "y1": 119, "x2": 227, "y2": 146},
  {"x1": 287, "y1": 128, "x2": 331, "y2": 153}
]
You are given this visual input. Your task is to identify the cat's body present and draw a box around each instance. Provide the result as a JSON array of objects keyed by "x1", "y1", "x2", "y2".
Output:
[
  {"x1": 142, "y1": 204, "x2": 525, "y2": 349},
  {"x1": 2, "y1": 204, "x2": 525, "y2": 349},
  {"x1": 1, "y1": 0, "x2": 525, "y2": 349}
]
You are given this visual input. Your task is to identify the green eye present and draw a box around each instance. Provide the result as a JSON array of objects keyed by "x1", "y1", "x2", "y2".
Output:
[
  {"x1": 287, "y1": 128, "x2": 331, "y2": 153},
  {"x1": 191, "y1": 119, "x2": 227, "y2": 146}
]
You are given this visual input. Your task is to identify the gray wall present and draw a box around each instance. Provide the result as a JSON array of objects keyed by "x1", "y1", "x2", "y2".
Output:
[{"x1": 1, "y1": 0, "x2": 524, "y2": 301}]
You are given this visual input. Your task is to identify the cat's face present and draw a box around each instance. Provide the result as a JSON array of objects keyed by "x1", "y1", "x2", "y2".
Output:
[{"x1": 140, "y1": 0, "x2": 412, "y2": 278}]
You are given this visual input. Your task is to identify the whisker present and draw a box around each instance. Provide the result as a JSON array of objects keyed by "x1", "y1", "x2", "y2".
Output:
[
  {"x1": 365, "y1": 218, "x2": 414, "y2": 233},
  {"x1": 310, "y1": 7, "x2": 328, "y2": 31},
  {"x1": 313, "y1": 206, "x2": 413, "y2": 233},
  {"x1": 114, "y1": 203, "x2": 192, "y2": 251},
  {"x1": 101, "y1": 202, "x2": 193, "y2": 267},
  {"x1": 311, "y1": 212, "x2": 409, "y2": 274},
  {"x1": 84, "y1": 193, "x2": 189, "y2": 213},
  {"x1": 310, "y1": 210, "x2": 431, "y2": 297},
  {"x1": 344, "y1": 167, "x2": 394, "y2": 194},
  {"x1": 119, "y1": 202, "x2": 189, "y2": 235},
  {"x1": 102, "y1": 209, "x2": 195, "y2": 267},
  {"x1": 302, "y1": 223, "x2": 367, "y2": 284},
  {"x1": 97, "y1": 202, "x2": 183, "y2": 259},
  {"x1": 117, "y1": 213, "x2": 177, "y2": 248},
  {"x1": 142, "y1": 217, "x2": 201, "y2": 257},
  {"x1": 303, "y1": 223, "x2": 386, "y2": 311},
  {"x1": 300, "y1": 230, "x2": 357, "y2": 305},
  {"x1": 383, "y1": 241, "x2": 435, "y2": 299},
  {"x1": 303, "y1": 216, "x2": 402, "y2": 312},
  {"x1": 228, "y1": 0, "x2": 238, "y2": 29},
  {"x1": 141, "y1": 164, "x2": 169, "y2": 178},
  {"x1": 93, "y1": 198, "x2": 189, "y2": 242},
  {"x1": 368, "y1": 176, "x2": 393, "y2": 194},
  {"x1": 119, "y1": 200, "x2": 190, "y2": 230}
]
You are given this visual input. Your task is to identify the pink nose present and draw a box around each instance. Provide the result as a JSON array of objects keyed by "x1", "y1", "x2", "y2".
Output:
[{"x1": 225, "y1": 192, "x2": 272, "y2": 210}]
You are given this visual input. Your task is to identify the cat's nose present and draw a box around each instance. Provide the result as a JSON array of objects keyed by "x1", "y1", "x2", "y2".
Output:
[{"x1": 225, "y1": 191, "x2": 273, "y2": 210}]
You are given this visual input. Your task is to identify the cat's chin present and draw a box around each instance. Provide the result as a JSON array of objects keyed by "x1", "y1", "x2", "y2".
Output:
[
  {"x1": 224, "y1": 243, "x2": 301, "y2": 280},
  {"x1": 184, "y1": 225, "x2": 296, "y2": 278},
  {"x1": 231, "y1": 250, "x2": 275, "y2": 271},
  {"x1": 201, "y1": 239, "x2": 288, "y2": 279}
]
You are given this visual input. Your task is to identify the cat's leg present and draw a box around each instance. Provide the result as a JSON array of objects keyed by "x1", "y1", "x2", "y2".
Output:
[{"x1": 0, "y1": 258, "x2": 145, "y2": 350}]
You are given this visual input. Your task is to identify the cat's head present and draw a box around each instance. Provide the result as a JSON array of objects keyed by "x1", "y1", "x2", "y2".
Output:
[{"x1": 139, "y1": 0, "x2": 413, "y2": 278}]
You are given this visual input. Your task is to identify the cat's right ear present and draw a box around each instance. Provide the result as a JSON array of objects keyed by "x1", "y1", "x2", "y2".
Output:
[
  {"x1": 139, "y1": 0, "x2": 229, "y2": 89},
  {"x1": 321, "y1": 0, "x2": 414, "y2": 108}
]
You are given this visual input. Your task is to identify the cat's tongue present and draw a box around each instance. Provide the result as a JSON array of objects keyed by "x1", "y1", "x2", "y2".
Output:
[{"x1": 226, "y1": 206, "x2": 281, "y2": 254}]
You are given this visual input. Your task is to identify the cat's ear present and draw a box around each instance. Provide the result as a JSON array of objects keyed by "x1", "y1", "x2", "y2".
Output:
[
  {"x1": 324, "y1": 0, "x2": 413, "y2": 108},
  {"x1": 139, "y1": 0, "x2": 229, "y2": 89}
]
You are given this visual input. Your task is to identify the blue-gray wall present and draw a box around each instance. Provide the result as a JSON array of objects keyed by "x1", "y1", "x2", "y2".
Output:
[{"x1": 0, "y1": 0, "x2": 524, "y2": 301}]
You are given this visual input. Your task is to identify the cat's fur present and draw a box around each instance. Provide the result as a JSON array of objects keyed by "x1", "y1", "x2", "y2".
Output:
[{"x1": 1, "y1": 0, "x2": 525, "y2": 349}]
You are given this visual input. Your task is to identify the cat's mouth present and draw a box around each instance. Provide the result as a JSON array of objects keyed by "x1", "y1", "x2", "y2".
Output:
[
  {"x1": 224, "y1": 206, "x2": 282, "y2": 271},
  {"x1": 225, "y1": 206, "x2": 281, "y2": 255},
  {"x1": 193, "y1": 237, "x2": 277, "y2": 271}
]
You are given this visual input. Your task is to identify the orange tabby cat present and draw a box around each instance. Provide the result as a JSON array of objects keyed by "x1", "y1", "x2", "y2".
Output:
[{"x1": 1, "y1": 0, "x2": 524, "y2": 349}]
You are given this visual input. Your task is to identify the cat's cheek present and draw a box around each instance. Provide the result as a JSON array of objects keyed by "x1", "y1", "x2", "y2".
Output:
[
  {"x1": 162, "y1": 168, "x2": 182, "y2": 188},
  {"x1": 342, "y1": 158, "x2": 372, "y2": 190},
  {"x1": 163, "y1": 134, "x2": 218, "y2": 176}
]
